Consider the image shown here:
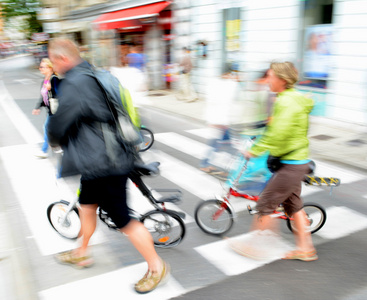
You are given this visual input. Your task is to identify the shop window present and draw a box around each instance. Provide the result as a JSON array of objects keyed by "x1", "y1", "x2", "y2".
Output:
[
  {"x1": 222, "y1": 7, "x2": 241, "y2": 74},
  {"x1": 322, "y1": 4, "x2": 333, "y2": 24},
  {"x1": 300, "y1": 0, "x2": 333, "y2": 88}
]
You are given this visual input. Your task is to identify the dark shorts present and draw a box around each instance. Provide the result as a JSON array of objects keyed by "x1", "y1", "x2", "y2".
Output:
[
  {"x1": 79, "y1": 175, "x2": 131, "y2": 229},
  {"x1": 256, "y1": 163, "x2": 310, "y2": 216}
]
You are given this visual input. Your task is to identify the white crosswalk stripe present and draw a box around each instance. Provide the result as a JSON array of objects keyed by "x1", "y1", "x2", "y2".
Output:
[
  {"x1": 38, "y1": 262, "x2": 186, "y2": 300},
  {"x1": 0, "y1": 80, "x2": 43, "y2": 145},
  {"x1": 0, "y1": 144, "x2": 106, "y2": 256},
  {"x1": 315, "y1": 206, "x2": 367, "y2": 240},
  {"x1": 195, "y1": 232, "x2": 293, "y2": 276},
  {"x1": 155, "y1": 131, "x2": 233, "y2": 170}
]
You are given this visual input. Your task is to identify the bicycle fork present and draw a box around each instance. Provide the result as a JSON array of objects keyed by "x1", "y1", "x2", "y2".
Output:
[
  {"x1": 59, "y1": 197, "x2": 78, "y2": 226},
  {"x1": 213, "y1": 196, "x2": 236, "y2": 220}
]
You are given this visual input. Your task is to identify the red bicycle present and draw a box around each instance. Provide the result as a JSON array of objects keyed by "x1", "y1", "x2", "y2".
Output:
[{"x1": 195, "y1": 157, "x2": 340, "y2": 236}]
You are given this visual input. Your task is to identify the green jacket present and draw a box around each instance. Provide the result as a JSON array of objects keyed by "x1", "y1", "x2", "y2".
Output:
[{"x1": 249, "y1": 88, "x2": 314, "y2": 160}]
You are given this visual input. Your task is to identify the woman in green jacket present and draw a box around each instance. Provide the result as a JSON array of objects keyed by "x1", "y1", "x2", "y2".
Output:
[{"x1": 231, "y1": 61, "x2": 317, "y2": 261}]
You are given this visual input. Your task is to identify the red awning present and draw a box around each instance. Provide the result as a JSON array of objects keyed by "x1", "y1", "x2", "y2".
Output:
[{"x1": 94, "y1": 1, "x2": 171, "y2": 31}]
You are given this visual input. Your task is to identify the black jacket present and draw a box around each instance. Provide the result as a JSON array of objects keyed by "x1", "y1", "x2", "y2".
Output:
[
  {"x1": 47, "y1": 61, "x2": 134, "y2": 179},
  {"x1": 35, "y1": 75, "x2": 61, "y2": 115}
]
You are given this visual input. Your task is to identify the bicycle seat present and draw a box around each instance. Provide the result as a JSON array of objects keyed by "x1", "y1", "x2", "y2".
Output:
[{"x1": 133, "y1": 162, "x2": 160, "y2": 176}]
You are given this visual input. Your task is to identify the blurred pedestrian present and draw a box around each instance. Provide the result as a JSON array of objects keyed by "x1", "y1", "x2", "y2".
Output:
[
  {"x1": 176, "y1": 47, "x2": 197, "y2": 102},
  {"x1": 110, "y1": 66, "x2": 148, "y2": 108},
  {"x1": 126, "y1": 45, "x2": 146, "y2": 72},
  {"x1": 253, "y1": 69, "x2": 276, "y2": 122},
  {"x1": 47, "y1": 38, "x2": 169, "y2": 294},
  {"x1": 200, "y1": 71, "x2": 239, "y2": 175},
  {"x1": 32, "y1": 58, "x2": 61, "y2": 158},
  {"x1": 230, "y1": 61, "x2": 317, "y2": 261}
]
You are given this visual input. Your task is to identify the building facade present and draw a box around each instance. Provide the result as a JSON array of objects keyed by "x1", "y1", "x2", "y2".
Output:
[
  {"x1": 173, "y1": 0, "x2": 367, "y2": 126},
  {"x1": 37, "y1": 0, "x2": 367, "y2": 126},
  {"x1": 39, "y1": 0, "x2": 173, "y2": 89}
]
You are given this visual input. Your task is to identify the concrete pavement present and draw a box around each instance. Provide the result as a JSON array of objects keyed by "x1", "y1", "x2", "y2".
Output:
[{"x1": 146, "y1": 90, "x2": 367, "y2": 172}]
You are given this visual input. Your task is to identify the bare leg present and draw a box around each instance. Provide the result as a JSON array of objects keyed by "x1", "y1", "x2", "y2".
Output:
[
  {"x1": 292, "y1": 209, "x2": 315, "y2": 252},
  {"x1": 77, "y1": 204, "x2": 98, "y2": 257},
  {"x1": 250, "y1": 214, "x2": 278, "y2": 233},
  {"x1": 120, "y1": 219, "x2": 163, "y2": 272}
]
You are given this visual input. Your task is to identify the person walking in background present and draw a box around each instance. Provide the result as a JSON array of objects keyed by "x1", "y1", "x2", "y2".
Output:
[
  {"x1": 200, "y1": 71, "x2": 239, "y2": 176},
  {"x1": 32, "y1": 58, "x2": 61, "y2": 158},
  {"x1": 47, "y1": 38, "x2": 169, "y2": 294},
  {"x1": 176, "y1": 47, "x2": 197, "y2": 102},
  {"x1": 126, "y1": 45, "x2": 146, "y2": 72},
  {"x1": 252, "y1": 69, "x2": 276, "y2": 122},
  {"x1": 229, "y1": 61, "x2": 317, "y2": 261}
]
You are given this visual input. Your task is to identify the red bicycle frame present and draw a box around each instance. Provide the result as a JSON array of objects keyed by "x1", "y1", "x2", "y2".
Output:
[{"x1": 213, "y1": 187, "x2": 292, "y2": 221}]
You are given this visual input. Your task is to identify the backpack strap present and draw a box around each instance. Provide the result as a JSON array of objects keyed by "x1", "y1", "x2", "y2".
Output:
[{"x1": 119, "y1": 85, "x2": 141, "y2": 128}]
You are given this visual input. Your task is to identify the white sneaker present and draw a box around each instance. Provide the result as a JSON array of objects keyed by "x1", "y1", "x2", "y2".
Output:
[{"x1": 35, "y1": 151, "x2": 48, "y2": 159}]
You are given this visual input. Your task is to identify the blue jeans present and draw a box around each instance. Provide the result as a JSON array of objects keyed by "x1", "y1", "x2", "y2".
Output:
[{"x1": 41, "y1": 115, "x2": 49, "y2": 153}]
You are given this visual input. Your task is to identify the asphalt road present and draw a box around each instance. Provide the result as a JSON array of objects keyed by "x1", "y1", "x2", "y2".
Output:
[{"x1": 1, "y1": 56, "x2": 367, "y2": 300}]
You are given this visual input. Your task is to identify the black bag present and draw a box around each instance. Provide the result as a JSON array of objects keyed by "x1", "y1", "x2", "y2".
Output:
[
  {"x1": 267, "y1": 155, "x2": 283, "y2": 173},
  {"x1": 267, "y1": 148, "x2": 300, "y2": 173}
]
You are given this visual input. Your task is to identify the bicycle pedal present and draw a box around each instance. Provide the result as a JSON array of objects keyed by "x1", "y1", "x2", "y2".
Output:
[{"x1": 275, "y1": 206, "x2": 284, "y2": 212}]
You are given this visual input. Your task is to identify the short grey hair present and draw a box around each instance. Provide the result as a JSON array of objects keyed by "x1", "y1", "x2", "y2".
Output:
[{"x1": 48, "y1": 38, "x2": 80, "y2": 60}]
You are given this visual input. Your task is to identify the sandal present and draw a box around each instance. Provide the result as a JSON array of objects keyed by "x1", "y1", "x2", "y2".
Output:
[
  {"x1": 212, "y1": 171, "x2": 228, "y2": 181},
  {"x1": 200, "y1": 166, "x2": 217, "y2": 173},
  {"x1": 54, "y1": 250, "x2": 94, "y2": 269},
  {"x1": 228, "y1": 240, "x2": 268, "y2": 260},
  {"x1": 282, "y1": 250, "x2": 318, "y2": 262},
  {"x1": 135, "y1": 260, "x2": 170, "y2": 294}
]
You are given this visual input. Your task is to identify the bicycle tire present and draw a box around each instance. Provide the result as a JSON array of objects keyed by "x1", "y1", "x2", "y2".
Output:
[
  {"x1": 47, "y1": 200, "x2": 81, "y2": 240},
  {"x1": 139, "y1": 127, "x2": 154, "y2": 152},
  {"x1": 286, "y1": 202, "x2": 327, "y2": 234},
  {"x1": 195, "y1": 199, "x2": 234, "y2": 235},
  {"x1": 140, "y1": 210, "x2": 185, "y2": 248}
]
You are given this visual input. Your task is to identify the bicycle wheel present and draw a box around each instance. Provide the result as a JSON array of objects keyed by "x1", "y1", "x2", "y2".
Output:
[
  {"x1": 286, "y1": 202, "x2": 327, "y2": 234},
  {"x1": 195, "y1": 199, "x2": 234, "y2": 235},
  {"x1": 139, "y1": 127, "x2": 154, "y2": 152},
  {"x1": 47, "y1": 200, "x2": 81, "y2": 240},
  {"x1": 140, "y1": 210, "x2": 185, "y2": 248}
]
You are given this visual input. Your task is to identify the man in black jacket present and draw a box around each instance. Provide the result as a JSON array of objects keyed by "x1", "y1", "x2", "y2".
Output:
[{"x1": 47, "y1": 38, "x2": 169, "y2": 294}]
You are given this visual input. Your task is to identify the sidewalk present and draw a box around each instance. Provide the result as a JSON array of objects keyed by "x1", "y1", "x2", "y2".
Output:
[{"x1": 146, "y1": 90, "x2": 367, "y2": 172}]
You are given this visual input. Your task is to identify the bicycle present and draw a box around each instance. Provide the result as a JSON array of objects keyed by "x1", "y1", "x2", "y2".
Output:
[
  {"x1": 138, "y1": 125, "x2": 154, "y2": 152},
  {"x1": 47, "y1": 161, "x2": 186, "y2": 248},
  {"x1": 195, "y1": 155, "x2": 340, "y2": 236}
]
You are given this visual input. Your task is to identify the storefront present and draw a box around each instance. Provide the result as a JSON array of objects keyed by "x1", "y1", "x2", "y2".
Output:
[{"x1": 92, "y1": 1, "x2": 173, "y2": 89}]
